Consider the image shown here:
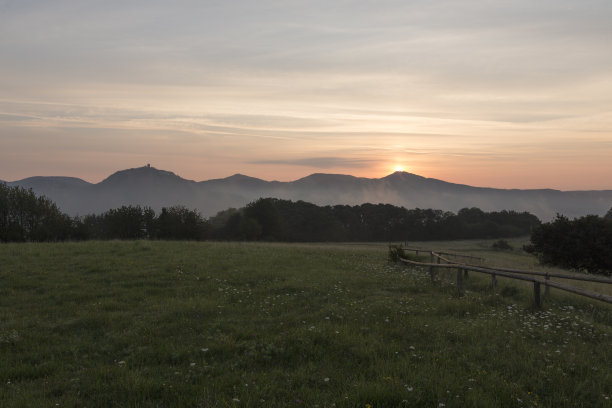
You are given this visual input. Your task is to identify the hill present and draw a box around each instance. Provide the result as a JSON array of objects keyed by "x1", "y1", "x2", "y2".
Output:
[{"x1": 6, "y1": 165, "x2": 612, "y2": 220}]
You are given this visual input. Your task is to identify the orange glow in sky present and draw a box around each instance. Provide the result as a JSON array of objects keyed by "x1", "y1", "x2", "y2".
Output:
[{"x1": 1, "y1": 1, "x2": 611, "y2": 190}]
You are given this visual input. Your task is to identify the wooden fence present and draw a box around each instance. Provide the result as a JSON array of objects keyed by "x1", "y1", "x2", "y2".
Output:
[{"x1": 395, "y1": 246, "x2": 612, "y2": 307}]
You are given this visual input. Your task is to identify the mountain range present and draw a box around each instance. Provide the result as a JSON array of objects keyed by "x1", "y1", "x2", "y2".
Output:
[{"x1": 4, "y1": 165, "x2": 612, "y2": 221}]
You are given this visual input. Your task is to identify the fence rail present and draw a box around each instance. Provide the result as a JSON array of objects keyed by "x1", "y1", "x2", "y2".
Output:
[
  {"x1": 402, "y1": 246, "x2": 485, "y2": 262},
  {"x1": 434, "y1": 252, "x2": 612, "y2": 285},
  {"x1": 394, "y1": 246, "x2": 612, "y2": 307}
]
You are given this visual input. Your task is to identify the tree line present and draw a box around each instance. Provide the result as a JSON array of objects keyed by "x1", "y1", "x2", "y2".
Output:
[
  {"x1": 6, "y1": 182, "x2": 611, "y2": 274},
  {"x1": 526, "y1": 210, "x2": 612, "y2": 276},
  {"x1": 212, "y1": 198, "x2": 541, "y2": 242},
  {"x1": 1, "y1": 184, "x2": 209, "y2": 242},
  {"x1": 1, "y1": 185, "x2": 541, "y2": 242}
]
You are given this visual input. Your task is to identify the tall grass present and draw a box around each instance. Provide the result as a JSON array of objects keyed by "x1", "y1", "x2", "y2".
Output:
[{"x1": 0, "y1": 241, "x2": 610, "y2": 407}]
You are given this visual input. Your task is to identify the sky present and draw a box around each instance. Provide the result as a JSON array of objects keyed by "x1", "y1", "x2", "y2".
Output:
[{"x1": 1, "y1": 0, "x2": 611, "y2": 190}]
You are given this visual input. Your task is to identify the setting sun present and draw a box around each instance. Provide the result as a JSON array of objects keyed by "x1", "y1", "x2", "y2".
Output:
[{"x1": 393, "y1": 165, "x2": 405, "y2": 172}]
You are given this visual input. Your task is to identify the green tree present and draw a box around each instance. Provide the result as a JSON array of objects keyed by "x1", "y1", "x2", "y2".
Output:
[
  {"x1": 157, "y1": 206, "x2": 208, "y2": 240},
  {"x1": 243, "y1": 198, "x2": 282, "y2": 240},
  {"x1": 528, "y1": 214, "x2": 612, "y2": 275},
  {"x1": 0, "y1": 183, "x2": 72, "y2": 242},
  {"x1": 104, "y1": 205, "x2": 147, "y2": 239}
]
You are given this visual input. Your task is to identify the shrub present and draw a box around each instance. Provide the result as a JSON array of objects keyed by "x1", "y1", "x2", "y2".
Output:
[
  {"x1": 388, "y1": 245, "x2": 406, "y2": 262},
  {"x1": 491, "y1": 239, "x2": 513, "y2": 250},
  {"x1": 528, "y1": 214, "x2": 612, "y2": 275}
]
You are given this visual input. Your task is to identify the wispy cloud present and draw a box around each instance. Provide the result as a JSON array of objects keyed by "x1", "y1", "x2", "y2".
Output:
[
  {"x1": 1, "y1": 0, "x2": 611, "y2": 189},
  {"x1": 251, "y1": 157, "x2": 375, "y2": 169}
]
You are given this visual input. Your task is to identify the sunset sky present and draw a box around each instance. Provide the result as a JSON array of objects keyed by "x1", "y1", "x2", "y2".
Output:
[{"x1": 1, "y1": 0, "x2": 611, "y2": 189}]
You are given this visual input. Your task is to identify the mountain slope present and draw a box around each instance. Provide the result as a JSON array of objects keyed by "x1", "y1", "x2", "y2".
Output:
[{"x1": 5, "y1": 166, "x2": 612, "y2": 220}]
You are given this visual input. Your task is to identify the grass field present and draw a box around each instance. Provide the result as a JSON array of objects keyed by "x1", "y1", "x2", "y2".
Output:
[{"x1": 1, "y1": 240, "x2": 611, "y2": 407}]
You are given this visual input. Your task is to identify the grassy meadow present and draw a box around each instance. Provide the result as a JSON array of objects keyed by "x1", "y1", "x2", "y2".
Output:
[{"x1": 1, "y1": 240, "x2": 611, "y2": 407}]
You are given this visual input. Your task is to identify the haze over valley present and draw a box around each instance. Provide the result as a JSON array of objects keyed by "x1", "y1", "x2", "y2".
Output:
[{"x1": 6, "y1": 165, "x2": 611, "y2": 221}]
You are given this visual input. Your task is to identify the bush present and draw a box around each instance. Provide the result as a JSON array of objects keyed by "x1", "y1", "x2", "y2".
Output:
[
  {"x1": 388, "y1": 245, "x2": 406, "y2": 262},
  {"x1": 491, "y1": 239, "x2": 513, "y2": 250},
  {"x1": 388, "y1": 246, "x2": 426, "y2": 263},
  {"x1": 528, "y1": 214, "x2": 612, "y2": 275}
]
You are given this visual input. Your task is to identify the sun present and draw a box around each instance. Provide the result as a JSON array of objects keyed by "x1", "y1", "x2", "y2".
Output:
[{"x1": 393, "y1": 165, "x2": 405, "y2": 172}]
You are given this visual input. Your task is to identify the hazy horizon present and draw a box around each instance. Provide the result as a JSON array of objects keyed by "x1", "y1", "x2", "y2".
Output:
[
  {"x1": 5, "y1": 164, "x2": 612, "y2": 193},
  {"x1": 2, "y1": 1, "x2": 611, "y2": 190}
]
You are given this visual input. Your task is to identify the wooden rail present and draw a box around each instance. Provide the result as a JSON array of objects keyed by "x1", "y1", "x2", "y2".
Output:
[
  {"x1": 402, "y1": 246, "x2": 485, "y2": 262},
  {"x1": 394, "y1": 247, "x2": 612, "y2": 307},
  {"x1": 434, "y1": 252, "x2": 612, "y2": 285}
]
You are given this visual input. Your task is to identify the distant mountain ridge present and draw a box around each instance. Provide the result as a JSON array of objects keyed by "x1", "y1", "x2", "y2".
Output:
[{"x1": 5, "y1": 165, "x2": 612, "y2": 220}]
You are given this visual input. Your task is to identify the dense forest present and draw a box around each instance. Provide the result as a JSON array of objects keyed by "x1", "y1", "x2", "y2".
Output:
[
  {"x1": 212, "y1": 198, "x2": 540, "y2": 242},
  {"x1": 2, "y1": 184, "x2": 540, "y2": 242}
]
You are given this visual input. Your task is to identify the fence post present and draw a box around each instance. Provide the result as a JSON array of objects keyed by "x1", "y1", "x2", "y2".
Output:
[
  {"x1": 534, "y1": 282, "x2": 541, "y2": 308},
  {"x1": 492, "y1": 273, "x2": 497, "y2": 288},
  {"x1": 457, "y1": 267, "x2": 463, "y2": 296},
  {"x1": 463, "y1": 268, "x2": 469, "y2": 279},
  {"x1": 429, "y1": 252, "x2": 435, "y2": 281},
  {"x1": 545, "y1": 273, "x2": 550, "y2": 296}
]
